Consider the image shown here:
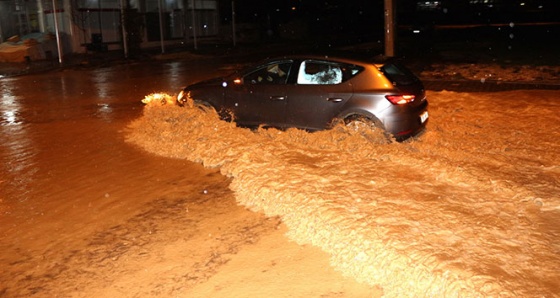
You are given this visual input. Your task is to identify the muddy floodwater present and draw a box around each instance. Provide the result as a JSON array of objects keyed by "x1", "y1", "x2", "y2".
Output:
[
  {"x1": 0, "y1": 62, "x2": 379, "y2": 297},
  {"x1": 130, "y1": 89, "x2": 559, "y2": 297},
  {"x1": 1, "y1": 59, "x2": 559, "y2": 297}
]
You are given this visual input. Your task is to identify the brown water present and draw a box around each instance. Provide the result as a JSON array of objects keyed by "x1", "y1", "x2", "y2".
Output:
[
  {"x1": 2, "y1": 61, "x2": 559, "y2": 296},
  {"x1": 129, "y1": 91, "x2": 560, "y2": 297},
  {"x1": 1, "y1": 62, "x2": 379, "y2": 297},
  {"x1": 0, "y1": 64, "x2": 219, "y2": 294}
]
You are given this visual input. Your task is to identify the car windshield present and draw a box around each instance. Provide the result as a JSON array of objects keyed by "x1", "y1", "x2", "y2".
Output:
[{"x1": 380, "y1": 62, "x2": 419, "y2": 86}]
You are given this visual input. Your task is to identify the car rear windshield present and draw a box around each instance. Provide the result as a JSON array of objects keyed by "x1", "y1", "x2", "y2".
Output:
[{"x1": 380, "y1": 62, "x2": 419, "y2": 86}]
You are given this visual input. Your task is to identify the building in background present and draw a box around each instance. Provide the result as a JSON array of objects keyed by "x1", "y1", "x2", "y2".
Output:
[{"x1": 0, "y1": 0, "x2": 219, "y2": 55}]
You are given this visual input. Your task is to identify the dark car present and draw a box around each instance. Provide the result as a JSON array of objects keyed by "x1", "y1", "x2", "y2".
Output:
[{"x1": 177, "y1": 54, "x2": 428, "y2": 140}]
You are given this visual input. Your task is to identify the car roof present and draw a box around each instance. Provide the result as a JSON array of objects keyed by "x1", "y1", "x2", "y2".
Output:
[{"x1": 260, "y1": 52, "x2": 393, "y2": 67}]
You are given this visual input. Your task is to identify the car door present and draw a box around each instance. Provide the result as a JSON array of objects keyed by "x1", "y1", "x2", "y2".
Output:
[
  {"x1": 224, "y1": 61, "x2": 293, "y2": 127},
  {"x1": 285, "y1": 60, "x2": 354, "y2": 130}
]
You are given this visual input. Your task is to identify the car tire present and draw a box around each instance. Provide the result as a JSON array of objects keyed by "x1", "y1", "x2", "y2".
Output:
[
  {"x1": 343, "y1": 115, "x2": 392, "y2": 143},
  {"x1": 193, "y1": 100, "x2": 213, "y2": 110},
  {"x1": 194, "y1": 100, "x2": 233, "y2": 122}
]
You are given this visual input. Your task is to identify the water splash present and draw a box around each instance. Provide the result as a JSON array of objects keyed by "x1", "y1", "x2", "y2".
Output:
[{"x1": 127, "y1": 91, "x2": 560, "y2": 297}]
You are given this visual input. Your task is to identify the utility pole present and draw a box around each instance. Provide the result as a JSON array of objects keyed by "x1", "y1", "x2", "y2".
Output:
[
  {"x1": 52, "y1": 0, "x2": 63, "y2": 63},
  {"x1": 232, "y1": 0, "x2": 236, "y2": 46},
  {"x1": 0, "y1": 16, "x2": 3, "y2": 43},
  {"x1": 120, "y1": 0, "x2": 128, "y2": 58},
  {"x1": 191, "y1": 0, "x2": 197, "y2": 50},
  {"x1": 97, "y1": 0, "x2": 102, "y2": 38},
  {"x1": 158, "y1": 0, "x2": 165, "y2": 53},
  {"x1": 384, "y1": 0, "x2": 395, "y2": 57}
]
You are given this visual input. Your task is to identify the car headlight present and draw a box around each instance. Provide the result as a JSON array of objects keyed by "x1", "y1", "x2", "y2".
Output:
[{"x1": 177, "y1": 90, "x2": 186, "y2": 106}]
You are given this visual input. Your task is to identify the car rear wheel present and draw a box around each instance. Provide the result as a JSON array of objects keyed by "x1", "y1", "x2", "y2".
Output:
[{"x1": 342, "y1": 115, "x2": 392, "y2": 143}]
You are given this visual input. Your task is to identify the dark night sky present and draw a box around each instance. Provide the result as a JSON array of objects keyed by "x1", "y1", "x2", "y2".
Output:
[
  {"x1": 218, "y1": 0, "x2": 558, "y2": 43},
  {"x1": 222, "y1": 0, "x2": 559, "y2": 24}
]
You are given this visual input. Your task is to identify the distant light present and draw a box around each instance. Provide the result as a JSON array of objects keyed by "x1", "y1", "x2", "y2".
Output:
[
  {"x1": 291, "y1": 6, "x2": 296, "y2": 11},
  {"x1": 519, "y1": 2, "x2": 525, "y2": 6},
  {"x1": 222, "y1": 81, "x2": 228, "y2": 87},
  {"x1": 413, "y1": 30, "x2": 421, "y2": 34}
]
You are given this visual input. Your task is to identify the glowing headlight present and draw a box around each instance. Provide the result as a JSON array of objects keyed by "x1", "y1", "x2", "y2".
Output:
[{"x1": 177, "y1": 90, "x2": 186, "y2": 105}]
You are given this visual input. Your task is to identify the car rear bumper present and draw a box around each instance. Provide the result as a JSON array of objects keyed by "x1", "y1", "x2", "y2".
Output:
[{"x1": 383, "y1": 100, "x2": 429, "y2": 139}]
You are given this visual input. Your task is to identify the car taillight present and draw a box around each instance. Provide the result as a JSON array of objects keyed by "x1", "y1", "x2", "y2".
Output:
[{"x1": 386, "y1": 95, "x2": 415, "y2": 105}]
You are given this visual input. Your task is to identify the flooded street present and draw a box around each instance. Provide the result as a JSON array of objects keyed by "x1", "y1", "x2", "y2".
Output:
[
  {"x1": 1, "y1": 55, "x2": 559, "y2": 297},
  {"x1": 129, "y1": 89, "x2": 559, "y2": 297},
  {"x1": 1, "y1": 62, "x2": 377, "y2": 297}
]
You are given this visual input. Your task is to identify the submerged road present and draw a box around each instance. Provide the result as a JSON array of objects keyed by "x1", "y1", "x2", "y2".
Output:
[{"x1": 0, "y1": 61, "x2": 377, "y2": 297}]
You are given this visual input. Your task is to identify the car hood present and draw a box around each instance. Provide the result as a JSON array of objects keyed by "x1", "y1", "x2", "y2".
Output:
[{"x1": 188, "y1": 77, "x2": 226, "y2": 89}]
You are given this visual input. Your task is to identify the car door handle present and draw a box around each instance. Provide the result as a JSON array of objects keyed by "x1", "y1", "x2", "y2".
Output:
[
  {"x1": 327, "y1": 97, "x2": 343, "y2": 102},
  {"x1": 270, "y1": 96, "x2": 286, "y2": 101}
]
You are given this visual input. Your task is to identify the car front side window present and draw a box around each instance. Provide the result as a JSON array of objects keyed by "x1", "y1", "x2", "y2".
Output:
[{"x1": 244, "y1": 62, "x2": 292, "y2": 85}]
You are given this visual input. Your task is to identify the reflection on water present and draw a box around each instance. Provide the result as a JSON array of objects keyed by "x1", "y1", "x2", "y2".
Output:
[
  {"x1": 127, "y1": 92, "x2": 560, "y2": 297},
  {"x1": 1, "y1": 59, "x2": 224, "y2": 214},
  {"x1": 95, "y1": 103, "x2": 114, "y2": 122},
  {"x1": 0, "y1": 62, "x2": 248, "y2": 297},
  {"x1": 0, "y1": 125, "x2": 37, "y2": 202},
  {"x1": 167, "y1": 62, "x2": 182, "y2": 91},
  {"x1": 1, "y1": 81, "x2": 22, "y2": 126},
  {"x1": 92, "y1": 68, "x2": 114, "y2": 99},
  {"x1": 3, "y1": 110, "x2": 18, "y2": 125},
  {"x1": 1, "y1": 79, "x2": 37, "y2": 202},
  {"x1": 0, "y1": 64, "x2": 158, "y2": 207}
]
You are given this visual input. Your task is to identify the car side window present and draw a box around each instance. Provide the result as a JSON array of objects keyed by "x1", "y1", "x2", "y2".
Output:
[
  {"x1": 297, "y1": 61, "x2": 342, "y2": 85},
  {"x1": 380, "y1": 62, "x2": 419, "y2": 86},
  {"x1": 297, "y1": 61, "x2": 363, "y2": 85},
  {"x1": 244, "y1": 62, "x2": 292, "y2": 85}
]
